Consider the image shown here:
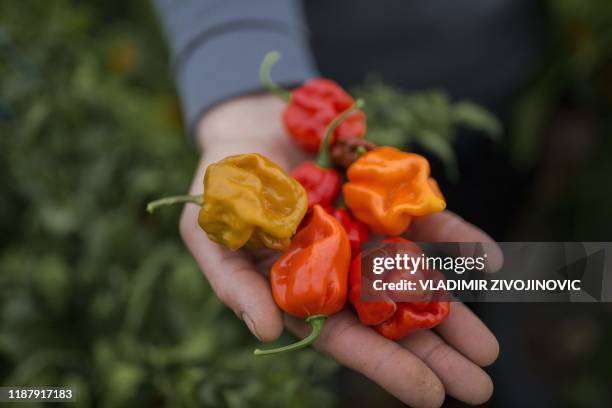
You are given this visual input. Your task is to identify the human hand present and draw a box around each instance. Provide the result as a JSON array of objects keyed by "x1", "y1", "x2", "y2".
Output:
[{"x1": 179, "y1": 94, "x2": 502, "y2": 408}]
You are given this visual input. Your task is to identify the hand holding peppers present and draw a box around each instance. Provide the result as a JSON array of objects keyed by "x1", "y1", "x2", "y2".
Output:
[{"x1": 147, "y1": 52, "x2": 502, "y2": 404}]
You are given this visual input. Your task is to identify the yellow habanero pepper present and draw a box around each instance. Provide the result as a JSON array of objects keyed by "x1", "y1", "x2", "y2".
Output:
[
  {"x1": 147, "y1": 153, "x2": 308, "y2": 251},
  {"x1": 343, "y1": 147, "x2": 446, "y2": 236}
]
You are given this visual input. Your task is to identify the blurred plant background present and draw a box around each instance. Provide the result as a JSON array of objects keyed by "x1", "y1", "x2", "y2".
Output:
[
  {"x1": 0, "y1": 0, "x2": 611, "y2": 407},
  {"x1": 0, "y1": 1, "x2": 338, "y2": 406},
  {"x1": 355, "y1": 83, "x2": 501, "y2": 180}
]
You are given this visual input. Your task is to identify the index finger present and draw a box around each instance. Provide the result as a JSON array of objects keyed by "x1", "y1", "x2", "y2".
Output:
[{"x1": 180, "y1": 202, "x2": 284, "y2": 342}]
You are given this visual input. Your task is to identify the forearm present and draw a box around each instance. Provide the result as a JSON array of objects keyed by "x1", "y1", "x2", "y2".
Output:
[{"x1": 152, "y1": 0, "x2": 318, "y2": 138}]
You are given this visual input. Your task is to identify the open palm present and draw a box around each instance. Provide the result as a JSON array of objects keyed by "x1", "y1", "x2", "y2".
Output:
[{"x1": 180, "y1": 95, "x2": 501, "y2": 408}]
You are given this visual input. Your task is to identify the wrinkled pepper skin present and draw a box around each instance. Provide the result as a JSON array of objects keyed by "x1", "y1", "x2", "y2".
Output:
[
  {"x1": 291, "y1": 162, "x2": 341, "y2": 208},
  {"x1": 199, "y1": 153, "x2": 307, "y2": 251},
  {"x1": 374, "y1": 301, "x2": 450, "y2": 341},
  {"x1": 349, "y1": 254, "x2": 396, "y2": 325},
  {"x1": 349, "y1": 238, "x2": 450, "y2": 340},
  {"x1": 330, "y1": 137, "x2": 376, "y2": 169},
  {"x1": 271, "y1": 205, "x2": 351, "y2": 318},
  {"x1": 284, "y1": 79, "x2": 366, "y2": 153},
  {"x1": 325, "y1": 207, "x2": 369, "y2": 258},
  {"x1": 343, "y1": 147, "x2": 446, "y2": 236}
]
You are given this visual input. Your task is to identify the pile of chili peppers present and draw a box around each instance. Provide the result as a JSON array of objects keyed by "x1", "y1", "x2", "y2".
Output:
[{"x1": 147, "y1": 51, "x2": 451, "y2": 356}]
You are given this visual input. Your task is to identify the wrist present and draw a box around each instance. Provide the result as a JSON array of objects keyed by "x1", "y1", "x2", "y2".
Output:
[{"x1": 195, "y1": 94, "x2": 286, "y2": 151}]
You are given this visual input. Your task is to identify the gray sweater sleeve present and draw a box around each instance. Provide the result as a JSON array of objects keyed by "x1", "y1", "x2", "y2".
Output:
[{"x1": 153, "y1": 0, "x2": 319, "y2": 137}]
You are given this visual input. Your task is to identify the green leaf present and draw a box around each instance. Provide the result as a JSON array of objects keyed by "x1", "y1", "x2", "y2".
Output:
[
  {"x1": 105, "y1": 362, "x2": 145, "y2": 405},
  {"x1": 414, "y1": 130, "x2": 458, "y2": 181},
  {"x1": 365, "y1": 127, "x2": 410, "y2": 148},
  {"x1": 451, "y1": 101, "x2": 502, "y2": 140}
]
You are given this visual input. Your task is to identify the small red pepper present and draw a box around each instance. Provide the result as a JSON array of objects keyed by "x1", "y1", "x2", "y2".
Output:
[
  {"x1": 254, "y1": 205, "x2": 351, "y2": 355},
  {"x1": 291, "y1": 100, "x2": 363, "y2": 208},
  {"x1": 325, "y1": 207, "x2": 369, "y2": 258},
  {"x1": 260, "y1": 51, "x2": 366, "y2": 153},
  {"x1": 374, "y1": 300, "x2": 450, "y2": 341},
  {"x1": 291, "y1": 162, "x2": 341, "y2": 208},
  {"x1": 348, "y1": 252, "x2": 396, "y2": 326},
  {"x1": 349, "y1": 237, "x2": 451, "y2": 340},
  {"x1": 284, "y1": 79, "x2": 366, "y2": 153}
]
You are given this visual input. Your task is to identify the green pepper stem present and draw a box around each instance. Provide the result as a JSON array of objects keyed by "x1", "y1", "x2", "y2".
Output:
[
  {"x1": 146, "y1": 194, "x2": 203, "y2": 213},
  {"x1": 315, "y1": 99, "x2": 365, "y2": 169},
  {"x1": 253, "y1": 315, "x2": 327, "y2": 356},
  {"x1": 259, "y1": 51, "x2": 290, "y2": 101}
]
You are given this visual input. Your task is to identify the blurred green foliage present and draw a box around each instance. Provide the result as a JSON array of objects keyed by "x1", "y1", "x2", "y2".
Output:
[
  {"x1": 511, "y1": 0, "x2": 612, "y2": 167},
  {"x1": 354, "y1": 83, "x2": 500, "y2": 179},
  {"x1": 0, "y1": 0, "x2": 337, "y2": 406},
  {"x1": 509, "y1": 0, "x2": 612, "y2": 240},
  {"x1": 2, "y1": 0, "x2": 612, "y2": 407}
]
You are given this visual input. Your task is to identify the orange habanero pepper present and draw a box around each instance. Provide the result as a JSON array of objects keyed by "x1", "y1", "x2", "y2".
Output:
[{"x1": 343, "y1": 147, "x2": 446, "y2": 236}]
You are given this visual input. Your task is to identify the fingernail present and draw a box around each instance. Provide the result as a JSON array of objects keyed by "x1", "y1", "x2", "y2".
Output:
[{"x1": 241, "y1": 312, "x2": 262, "y2": 341}]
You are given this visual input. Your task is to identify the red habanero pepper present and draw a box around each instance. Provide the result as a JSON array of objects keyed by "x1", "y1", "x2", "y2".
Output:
[
  {"x1": 260, "y1": 51, "x2": 366, "y2": 153},
  {"x1": 325, "y1": 207, "x2": 369, "y2": 258},
  {"x1": 291, "y1": 100, "x2": 364, "y2": 208},
  {"x1": 291, "y1": 162, "x2": 341, "y2": 208},
  {"x1": 349, "y1": 253, "x2": 396, "y2": 326},
  {"x1": 284, "y1": 80, "x2": 366, "y2": 153},
  {"x1": 374, "y1": 297, "x2": 450, "y2": 341},
  {"x1": 254, "y1": 205, "x2": 351, "y2": 355},
  {"x1": 349, "y1": 237, "x2": 450, "y2": 340}
]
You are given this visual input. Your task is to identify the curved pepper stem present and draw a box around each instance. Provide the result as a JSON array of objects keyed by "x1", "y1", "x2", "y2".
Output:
[
  {"x1": 259, "y1": 51, "x2": 290, "y2": 101},
  {"x1": 146, "y1": 194, "x2": 203, "y2": 213},
  {"x1": 316, "y1": 99, "x2": 365, "y2": 169},
  {"x1": 253, "y1": 315, "x2": 327, "y2": 356}
]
